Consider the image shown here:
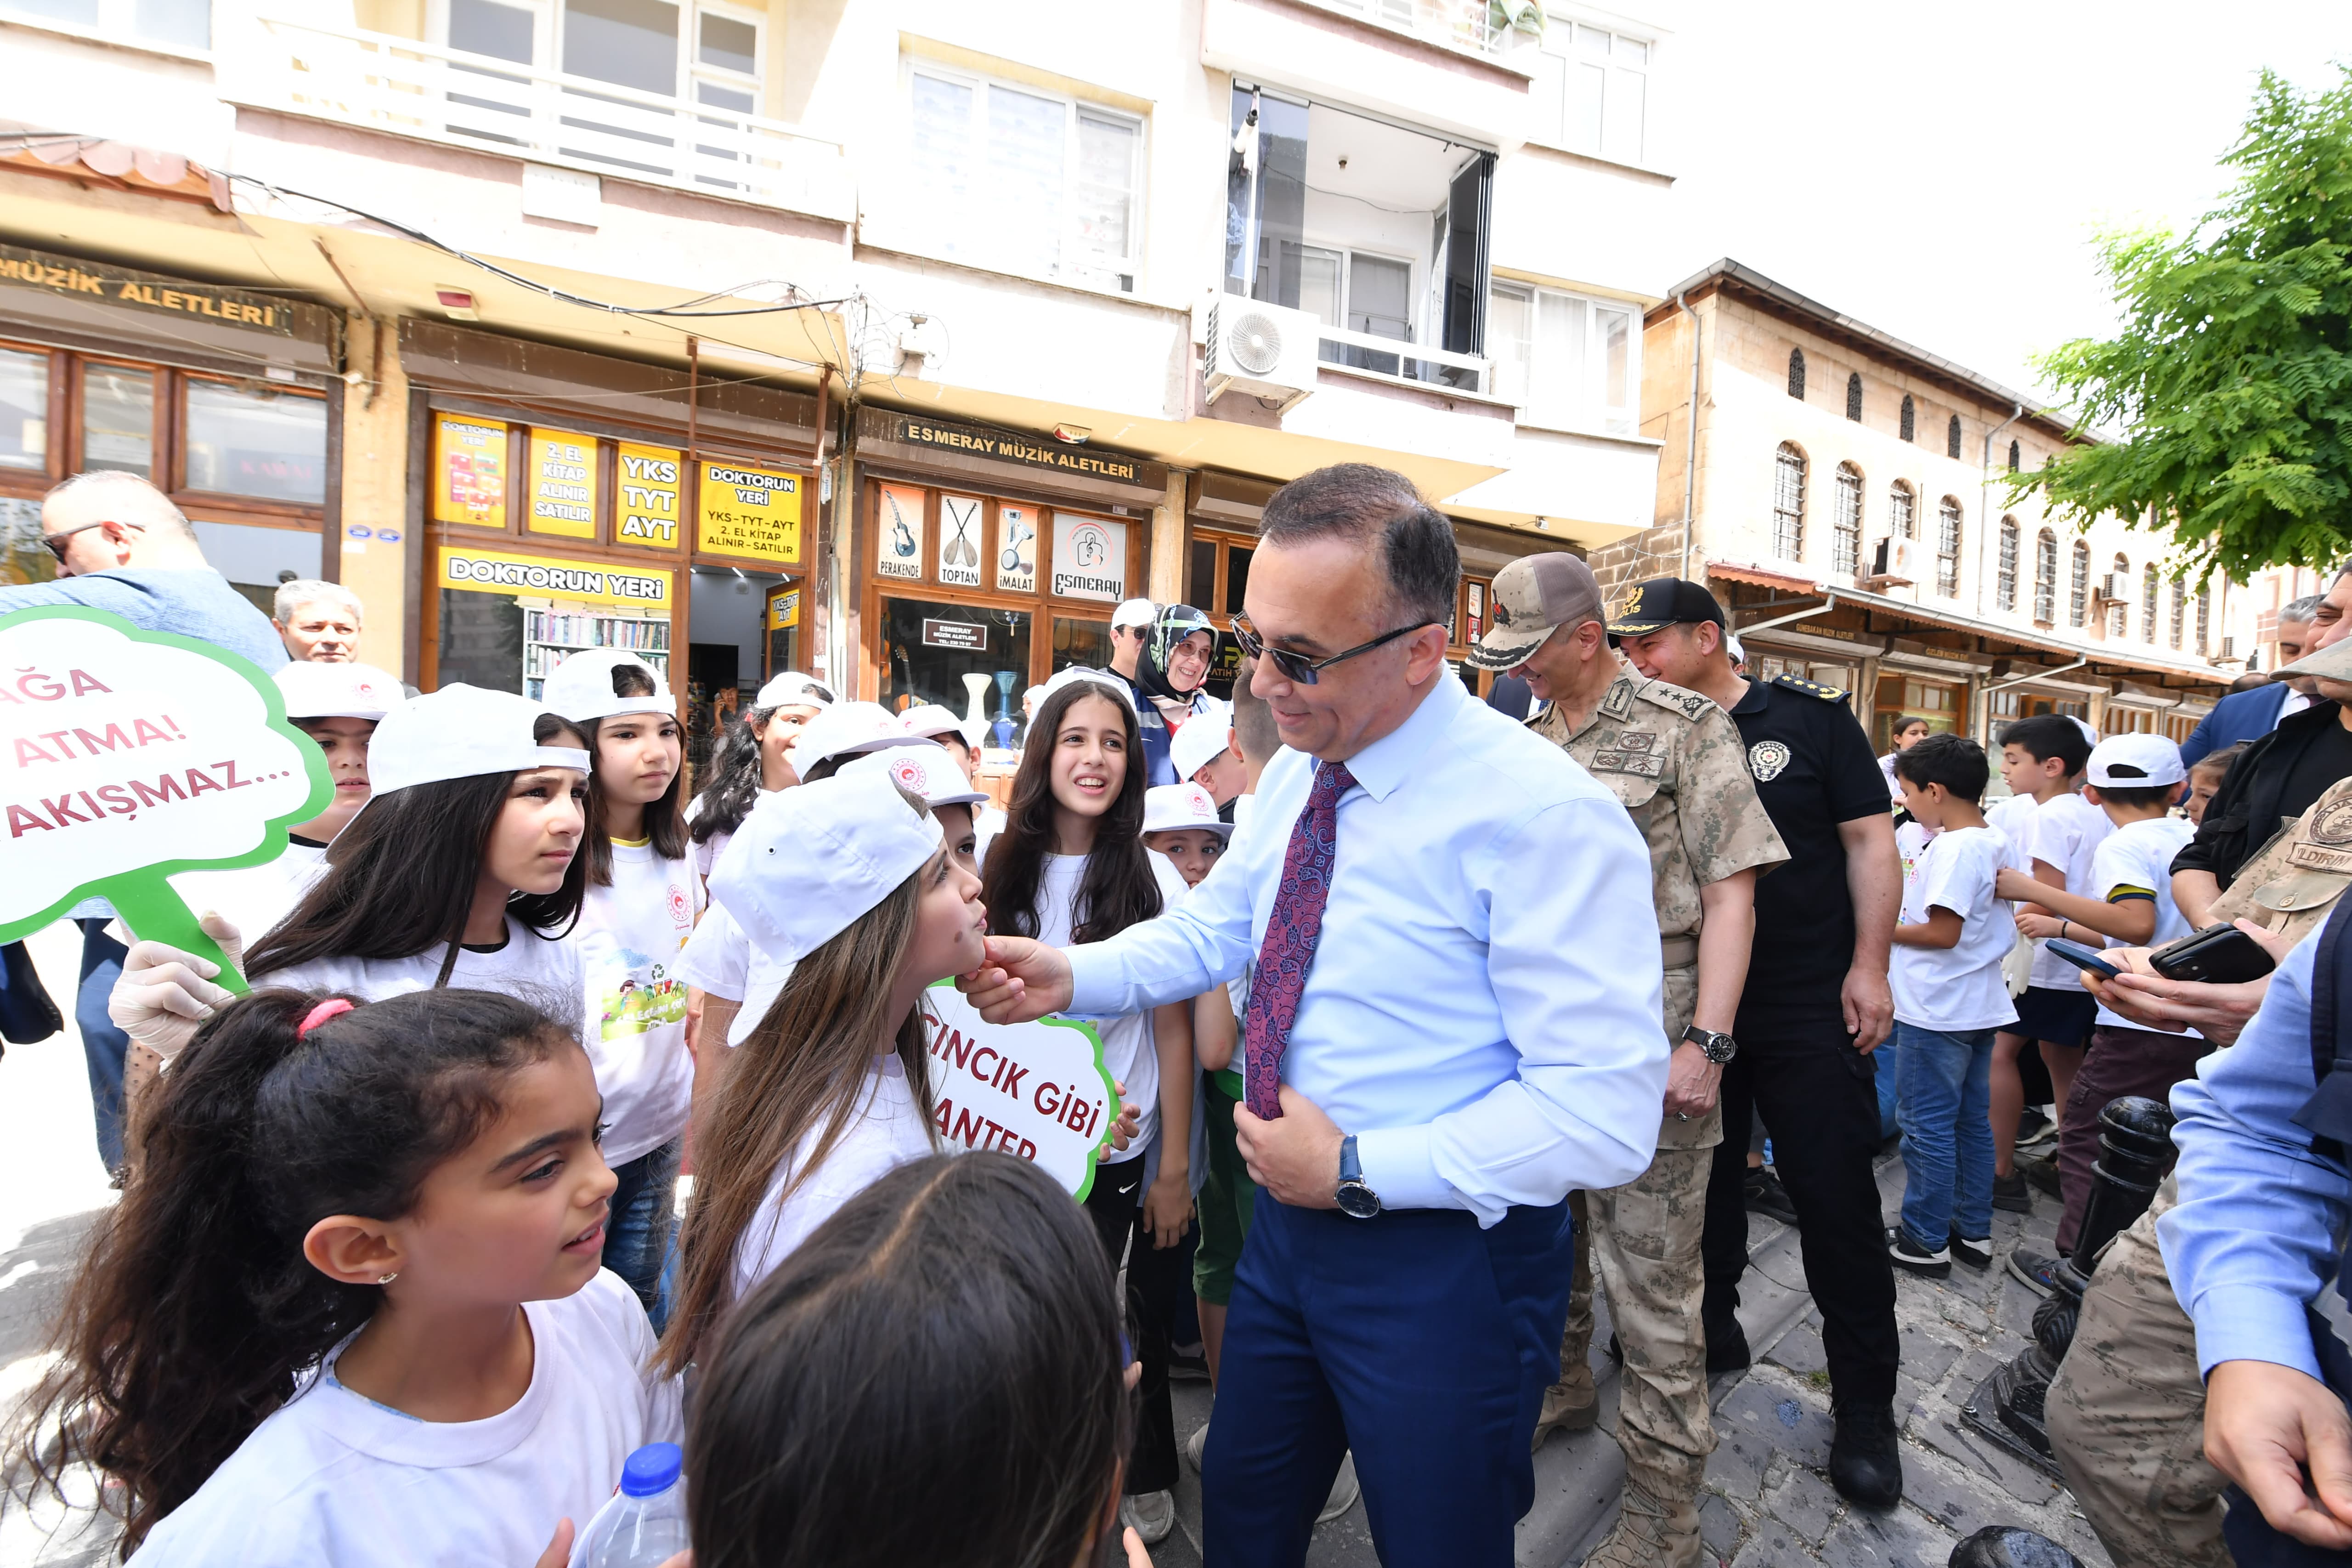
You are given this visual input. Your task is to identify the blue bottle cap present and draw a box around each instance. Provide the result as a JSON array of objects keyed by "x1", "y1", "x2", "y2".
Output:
[{"x1": 619, "y1": 1442, "x2": 683, "y2": 1498}]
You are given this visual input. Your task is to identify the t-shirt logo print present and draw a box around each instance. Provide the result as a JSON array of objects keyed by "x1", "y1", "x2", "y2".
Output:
[{"x1": 1747, "y1": 740, "x2": 1792, "y2": 782}]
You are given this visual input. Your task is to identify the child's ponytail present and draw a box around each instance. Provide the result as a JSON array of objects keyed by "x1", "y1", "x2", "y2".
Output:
[{"x1": 10, "y1": 985, "x2": 573, "y2": 1553}]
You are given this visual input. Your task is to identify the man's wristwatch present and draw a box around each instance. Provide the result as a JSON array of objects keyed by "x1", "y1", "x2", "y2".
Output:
[
  {"x1": 1336, "y1": 1134, "x2": 1383, "y2": 1218},
  {"x1": 1682, "y1": 1025, "x2": 1738, "y2": 1064}
]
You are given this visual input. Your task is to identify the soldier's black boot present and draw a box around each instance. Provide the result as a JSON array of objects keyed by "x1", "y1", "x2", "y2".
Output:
[{"x1": 1829, "y1": 1401, "x2": 1902, "y2": 1509}]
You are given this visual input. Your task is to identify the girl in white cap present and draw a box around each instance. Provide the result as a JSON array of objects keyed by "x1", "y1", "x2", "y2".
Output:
[
  {"x1": 978, "y1": 668, "x2": 1194, "y2": 1540},
  {"x1": 542, "y1": 650, "x2": 702, "y2": 1319},
  {"x1": 107, "y1": 685, "x2": 594, "y2": 1054},
  {"x1": 684, "y1": 670, "x2": 833, "y2": 882},
  {"x1": 656, "y1": 771, "x2": 989, "y2": 1373}
]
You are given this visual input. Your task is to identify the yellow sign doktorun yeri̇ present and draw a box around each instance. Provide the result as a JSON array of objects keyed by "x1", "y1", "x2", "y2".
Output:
[{"x1": 697, "y1": 460, "x2": 802, "y2": 565}]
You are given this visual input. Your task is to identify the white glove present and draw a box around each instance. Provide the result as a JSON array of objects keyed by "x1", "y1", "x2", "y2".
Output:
[{"x1": 107, "y1": 912, "x2": 247, "y2": 1060}]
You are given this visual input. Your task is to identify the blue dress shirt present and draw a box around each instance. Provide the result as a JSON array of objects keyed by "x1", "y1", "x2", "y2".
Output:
[
  {"x1": 1065, "y1": 671, "x2": 1669, "y2": 1225},
  {"x1": 2159, "y1": 930, "x2": 2352, "y2": 1381}
]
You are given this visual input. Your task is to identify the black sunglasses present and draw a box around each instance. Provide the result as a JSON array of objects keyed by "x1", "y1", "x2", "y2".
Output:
[
  {"x1": 1231, "y1": 617, "x2": 1433, "y2": 686},
  {"x1": 41, "y1": 520, "x2": 138, "y2": 562}
]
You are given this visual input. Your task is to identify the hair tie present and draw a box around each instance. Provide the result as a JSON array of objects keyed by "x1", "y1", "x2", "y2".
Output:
[{"x1": 299, "y1": 998, "x2": 356, "y2": 1036}]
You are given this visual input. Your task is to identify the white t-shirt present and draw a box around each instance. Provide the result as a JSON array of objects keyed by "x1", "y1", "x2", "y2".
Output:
[
  {"x1": 731, "y1": 1054, "x2": 937, "y2": 1297},
  {"x1": 1895, "y1": 819, "x2": 1937, "y2": 893},
  {"x1": 575, "y1": 841, "x2": 702, "y2": 1166},
  {"x1": 2026, "y1": 792, "x2": 2115, "y2": 990},
  {"x1": 672, "y1": 900, "x2": 795, "y2": 1049},
  {"x1": 1031, "y1": 851, "x2": 1190, "y2": 1164},
  {"x1": 1890, "y1": 825, "x2": 2019, "y2": 1032},
  {"x1": 152, "y1": 840, "x2": 329, "y2": 951},
  {"x1": 1983, "y1": 793, "x2": 2040, "y2": 877},
  {"x1": 134, "y1": 1270, "x2": 682, "y2": 1568},
  {"x1": 258, "y1": 917, "x2": 586, "y2": 1041},
  {"x1": 2090, "y1": 815, "x2": 2202, "y2": 1036}
]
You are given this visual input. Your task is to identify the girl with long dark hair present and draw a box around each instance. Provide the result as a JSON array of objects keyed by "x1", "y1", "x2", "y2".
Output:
[
  {"x1": 11, "y1": 986, "x2": 678, "y2": 1564},
  {"x1": 107, "y1": 685, "x2": 593, "y2": 1056},
  {"x1": 979, "y1": 670, "x2": 1194, "y2": 1542},
  {"x1": 685, "y1": 670, "x2": 831, "y2": 879},
  {"x1": 542, "y1": 650, "x2": 701, "y2": 1317},
  {"x1": 658, "y1": 771, "x2": 990, "y2": 1374}
]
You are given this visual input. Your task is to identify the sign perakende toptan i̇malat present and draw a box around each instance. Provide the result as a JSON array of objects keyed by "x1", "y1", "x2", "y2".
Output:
[
  {"x1": 0, "y1": 608, "x2": 332, "y2": 988},
  {"x1": 924, "y1": 981, "x2": 1119, "y2": 1200}
]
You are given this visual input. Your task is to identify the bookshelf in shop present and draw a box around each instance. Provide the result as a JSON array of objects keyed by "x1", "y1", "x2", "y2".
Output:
[{"x1": 522, "y1": 608, "x2": 671, "y2": 701}]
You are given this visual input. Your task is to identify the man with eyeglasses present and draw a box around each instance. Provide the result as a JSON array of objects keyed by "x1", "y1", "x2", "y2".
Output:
[
  {"x1": 961, "y1": 463, "x2": 1669, "y2": 1568},
  {"x1": 2, "y1": 470, "x2": 285, "y2": 1177}
]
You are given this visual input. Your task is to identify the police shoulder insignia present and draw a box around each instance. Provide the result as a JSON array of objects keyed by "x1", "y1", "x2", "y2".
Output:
[
  {"x1": 1748, "y1": 740, "x2": 1793, "y2": 782},
  {"x1": 1770, "y1": 674, "x2": 1846, "y2": 702}
]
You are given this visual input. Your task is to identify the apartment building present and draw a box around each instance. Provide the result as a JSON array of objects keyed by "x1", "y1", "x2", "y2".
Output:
[
  {"x1": 1614, "y1": 260, "x2": 2250, "y2": 750},
  {"x1": 0, "y1": 0, "x2": 1677, "y2": 757}
]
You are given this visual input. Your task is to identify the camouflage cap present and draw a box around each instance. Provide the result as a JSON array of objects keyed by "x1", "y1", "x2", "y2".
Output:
[
  {"x1": 1606, "y1": 577, "x2": 1728, "y2": 638},
  {"x1": 2281, "y1": 634, "x2": 2352, "y2": 684},
  {"x1": 1469, "y1": 553, "x2": 1602, "y2": 670}
]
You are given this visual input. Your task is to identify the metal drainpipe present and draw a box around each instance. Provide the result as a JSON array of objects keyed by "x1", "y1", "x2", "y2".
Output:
[{"x1": 1677, "y1": 292, "x2": 1701, "y2": 578}]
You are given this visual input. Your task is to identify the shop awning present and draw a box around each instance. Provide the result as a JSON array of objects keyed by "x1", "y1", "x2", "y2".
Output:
[{"x1": 1704, "y1": 559, "x2": 2232, "y2": 694}]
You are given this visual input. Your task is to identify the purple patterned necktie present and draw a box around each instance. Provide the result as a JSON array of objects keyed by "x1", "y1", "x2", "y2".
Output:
[{"x1": 1241, "y1": 761, "x2": 1356, "y2": 1119}]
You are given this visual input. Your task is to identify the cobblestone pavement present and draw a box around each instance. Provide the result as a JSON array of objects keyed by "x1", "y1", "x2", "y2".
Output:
[{"x1": 0, "y1": 919, "x2": 2115, "y2": 1568}]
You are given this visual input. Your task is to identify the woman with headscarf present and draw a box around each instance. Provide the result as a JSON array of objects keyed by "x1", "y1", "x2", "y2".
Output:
[{"x1": 1127, "y1": 604, "x2": 1218, "y2": 787}]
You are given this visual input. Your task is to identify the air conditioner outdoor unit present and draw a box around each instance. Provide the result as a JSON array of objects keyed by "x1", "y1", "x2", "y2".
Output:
[
  {"x1": 2100, "y1": 572, "x2": 2132, "y2": 604},
  {"x1": 1870, "y1": 536, "x2": 1919, "y2": 584},
  {"x1": 1201, "y1": 292, "x2": 1321, "y2": 412}
]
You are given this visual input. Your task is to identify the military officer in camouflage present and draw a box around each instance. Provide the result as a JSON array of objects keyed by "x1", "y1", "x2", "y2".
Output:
[{"x1": 1471, "y1": 554, "x2": 1788, "y2": 1568}]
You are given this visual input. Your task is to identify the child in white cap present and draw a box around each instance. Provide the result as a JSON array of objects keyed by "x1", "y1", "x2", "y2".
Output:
[
  {"x1": 898, "y1": 701, "x2": 980, "y2": 781},
  {"x1": 1142, "y1": 781, "x2": 1233, "y2": 888},
  {"x1": 543, "y1": 649, "x2": 703, "y2": 1316},
  {"x1": 657, "y1": 772, "x2": 988, "y2": 1370},
  {"x1": 109, "y1": 685, "x2": 593, "y2": 1054},
  {"x1": 685, "y1": 669, "x2": 833, "y2": 881},
  {"x1": 1166, "y1": 701, "x2": 1244, "y2": 816}
]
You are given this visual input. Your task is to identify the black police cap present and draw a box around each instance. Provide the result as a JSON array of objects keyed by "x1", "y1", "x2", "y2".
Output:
[{"x1": 1604, "y1": 577, "x2": 1727, "y2": 637}]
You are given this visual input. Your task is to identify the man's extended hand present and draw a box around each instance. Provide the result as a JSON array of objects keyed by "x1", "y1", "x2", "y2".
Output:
[
  {"x1": 1233, "y1": 1086, "x2": 1344, "y2": 1210},
  {"x1": 1843, "y1": 963, "x2": 1894, "y2": 1053},
  {"x1": 2206, "y1": 1358, "x2": 2352, "y2": 1549},
  {"x1": 956, "y1": 935, "x2": 1074, "y2": 1024},
  {"x1": 2078, "y1": 920, "x2": 2293, "y2": 1047},
  {"x1": 1662, "y1": 1042, "x2": 1722, "y2": 1119}
]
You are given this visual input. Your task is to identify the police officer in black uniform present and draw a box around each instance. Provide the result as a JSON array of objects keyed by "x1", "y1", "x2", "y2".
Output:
[{"x1": 1608, "y1": 577, "x2": 1907, "y2": 1510}]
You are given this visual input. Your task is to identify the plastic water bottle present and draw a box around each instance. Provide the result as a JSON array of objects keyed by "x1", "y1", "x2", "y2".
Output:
[{"x1": 574, "y1": 1442, "x2": 690, "y2": 1568}]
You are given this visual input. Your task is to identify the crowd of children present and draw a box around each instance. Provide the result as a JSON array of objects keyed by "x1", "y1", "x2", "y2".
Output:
[{"x1": 11, "y1": 628, "x2": 1302, "y2": 1565}]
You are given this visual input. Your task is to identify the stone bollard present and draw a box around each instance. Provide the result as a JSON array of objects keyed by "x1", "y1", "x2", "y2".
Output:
[{"x1": 1960, "y1": 1096, "x2": 2176, "y2": 1474}]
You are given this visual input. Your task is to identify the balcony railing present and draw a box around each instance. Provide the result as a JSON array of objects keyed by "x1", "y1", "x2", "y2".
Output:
[
  {"x1": 1311, "y1": 0, "x2": 1535, "y2": 59},
  {"x1": 1315, "y1": 321, "x2": 1493, "y2": 396},
  {"x1": 231, "y1": 17, "x2": 851, "y2": 221}
]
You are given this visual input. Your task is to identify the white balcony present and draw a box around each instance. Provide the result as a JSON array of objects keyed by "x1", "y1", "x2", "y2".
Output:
[
  {"x1": 227, "y1": 16, "x2": 851, "y2": 223},
  {"x1": 1315, "y1": 321, "x2": 1493, "y2": 397}
]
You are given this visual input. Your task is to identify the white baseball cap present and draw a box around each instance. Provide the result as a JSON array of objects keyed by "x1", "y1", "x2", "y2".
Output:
[
  {"x1": 275, "y1": 660, "x2": 400, "y2": 721},
  {"x1": 840, "y1": 744, "x2": 988, "y2": 808},
  {"x1": 791, "y1": 700, "x2": 936, "y2": 770},
  {"x1": 542, "y1": 648, "x2": 673, "y2": 723},
  {"x1": 1168, "y1": 702, "x2": 1234, "y2": 784},
  {"x1": 366, "y1": 684, "x2": 588, "y2": 799},
  {"x1": 2087, "y1": 733, "x2": 2186, "y2": 788},
  {"x1": 898, "y1": 703, "x2": 967, "y2": 742},
  {"x1": 1112, "y1": 598, "x2": 1157, "y2": 631},
  {"x1": 1142, "y1": 781, "x2": 1233, "y2": 838},
  {"x1": 753, "y1": 671, "x2": 835, "y2": 710},
  {"x1": 708, "y1": 771, "x2": 944, "y2": 968},
  {"x1": 1040, "y1": 665, "x2": 1139, "y2": 710}
]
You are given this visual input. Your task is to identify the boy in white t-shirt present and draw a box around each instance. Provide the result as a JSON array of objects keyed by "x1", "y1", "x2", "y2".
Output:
[
  {"x1": 1996, "y1": 733, "x2": 2209, "y2": 1294},
  {"x1": 1885, "y1": 735, "x2": 2018, "y2": 1279}
]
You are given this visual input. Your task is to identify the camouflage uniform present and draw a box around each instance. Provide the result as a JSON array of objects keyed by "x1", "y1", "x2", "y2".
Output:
[
  {"x1": 2045, "y1": 1177, "x2": 2227, "y2": 1568},
  {"x1": 1534, "y1": 671, "x2": 1789, "y2": 1568}
]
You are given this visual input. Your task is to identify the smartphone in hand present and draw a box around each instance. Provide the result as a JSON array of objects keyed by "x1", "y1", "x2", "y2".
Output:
[
  {"x1": 2148, "y1": 923, "x2": 2278, "y2": 985},
  {"x1": 2046, "y1": 937, "x2": 2123, "y2": 980}
]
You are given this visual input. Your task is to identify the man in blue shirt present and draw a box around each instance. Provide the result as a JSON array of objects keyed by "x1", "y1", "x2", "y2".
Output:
[
  {"x1": 2161, "y1": 912, "x2": 2352, "y2": 1561},
  {"x1": 2179, "y1": 592, "x2": 2325, "y2": 766},
  {"x1": 1, "y1": 470, "x2": 288, "y2": 1172},
  {"x1": 962, "y1": 464, "x2": 1668, "y2": 1568}
]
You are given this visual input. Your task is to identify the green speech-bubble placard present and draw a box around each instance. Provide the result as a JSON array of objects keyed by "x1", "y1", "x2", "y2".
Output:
[
  {"x1": 0, "y1": 606, "x2": 332, "y2": 991},
  {"x1": 923, "y1": 979, "x2": 1122, "y2": 1201}
]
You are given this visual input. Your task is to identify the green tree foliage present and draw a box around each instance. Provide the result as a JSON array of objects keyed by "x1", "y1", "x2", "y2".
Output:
[{"x1": 2022, "y1": 68, "x2": 2352, "y2": 580}]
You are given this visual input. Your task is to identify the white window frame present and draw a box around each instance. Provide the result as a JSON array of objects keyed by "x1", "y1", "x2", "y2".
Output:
[
  {"x1": 1527, "y1": 15, "x2": 1653, "y2": 166},
  {"x1": 897, "y1": 56, "x2": 1146, "y2": 294},
  {"x1": 433, "y1": 0, "x2": 763, "y2": 108},
  {"x1": 1487, "y1": 281, "x2": 1640, "y2": 436}
]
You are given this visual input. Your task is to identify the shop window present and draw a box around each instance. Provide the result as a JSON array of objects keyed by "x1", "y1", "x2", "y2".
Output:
[
  {"x1": 0, "y1": 346, "x2": 46, "y2": 473},
  {"x1": 1186, "y1": 527, "x2": 1256, "y2": 623},
  {"x1": 905, "y1": 58, "x2": 1143, "y2": 292},
  {"x1": 1487, "y1": 283, "x2": 1640, "y2": 434},
  {"x1": 81, "y1": 364, "x2": 154, "y2": 477},
  {"x1": 880, "y1": 599, "x2": 1036, "y2": 746},
  {"x1": 1527, "y1": 21, "x2": 1651, "y2": 164},
  {"x1": 1228, "y1": 86, "x2": 1491, "y2": 389},
  {"x1": 1875, "y1": 673, "x2": 1960, "y2": 750},
  {"x1": 184, "y1": 379, "x2": 328, "y2": 503}
]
